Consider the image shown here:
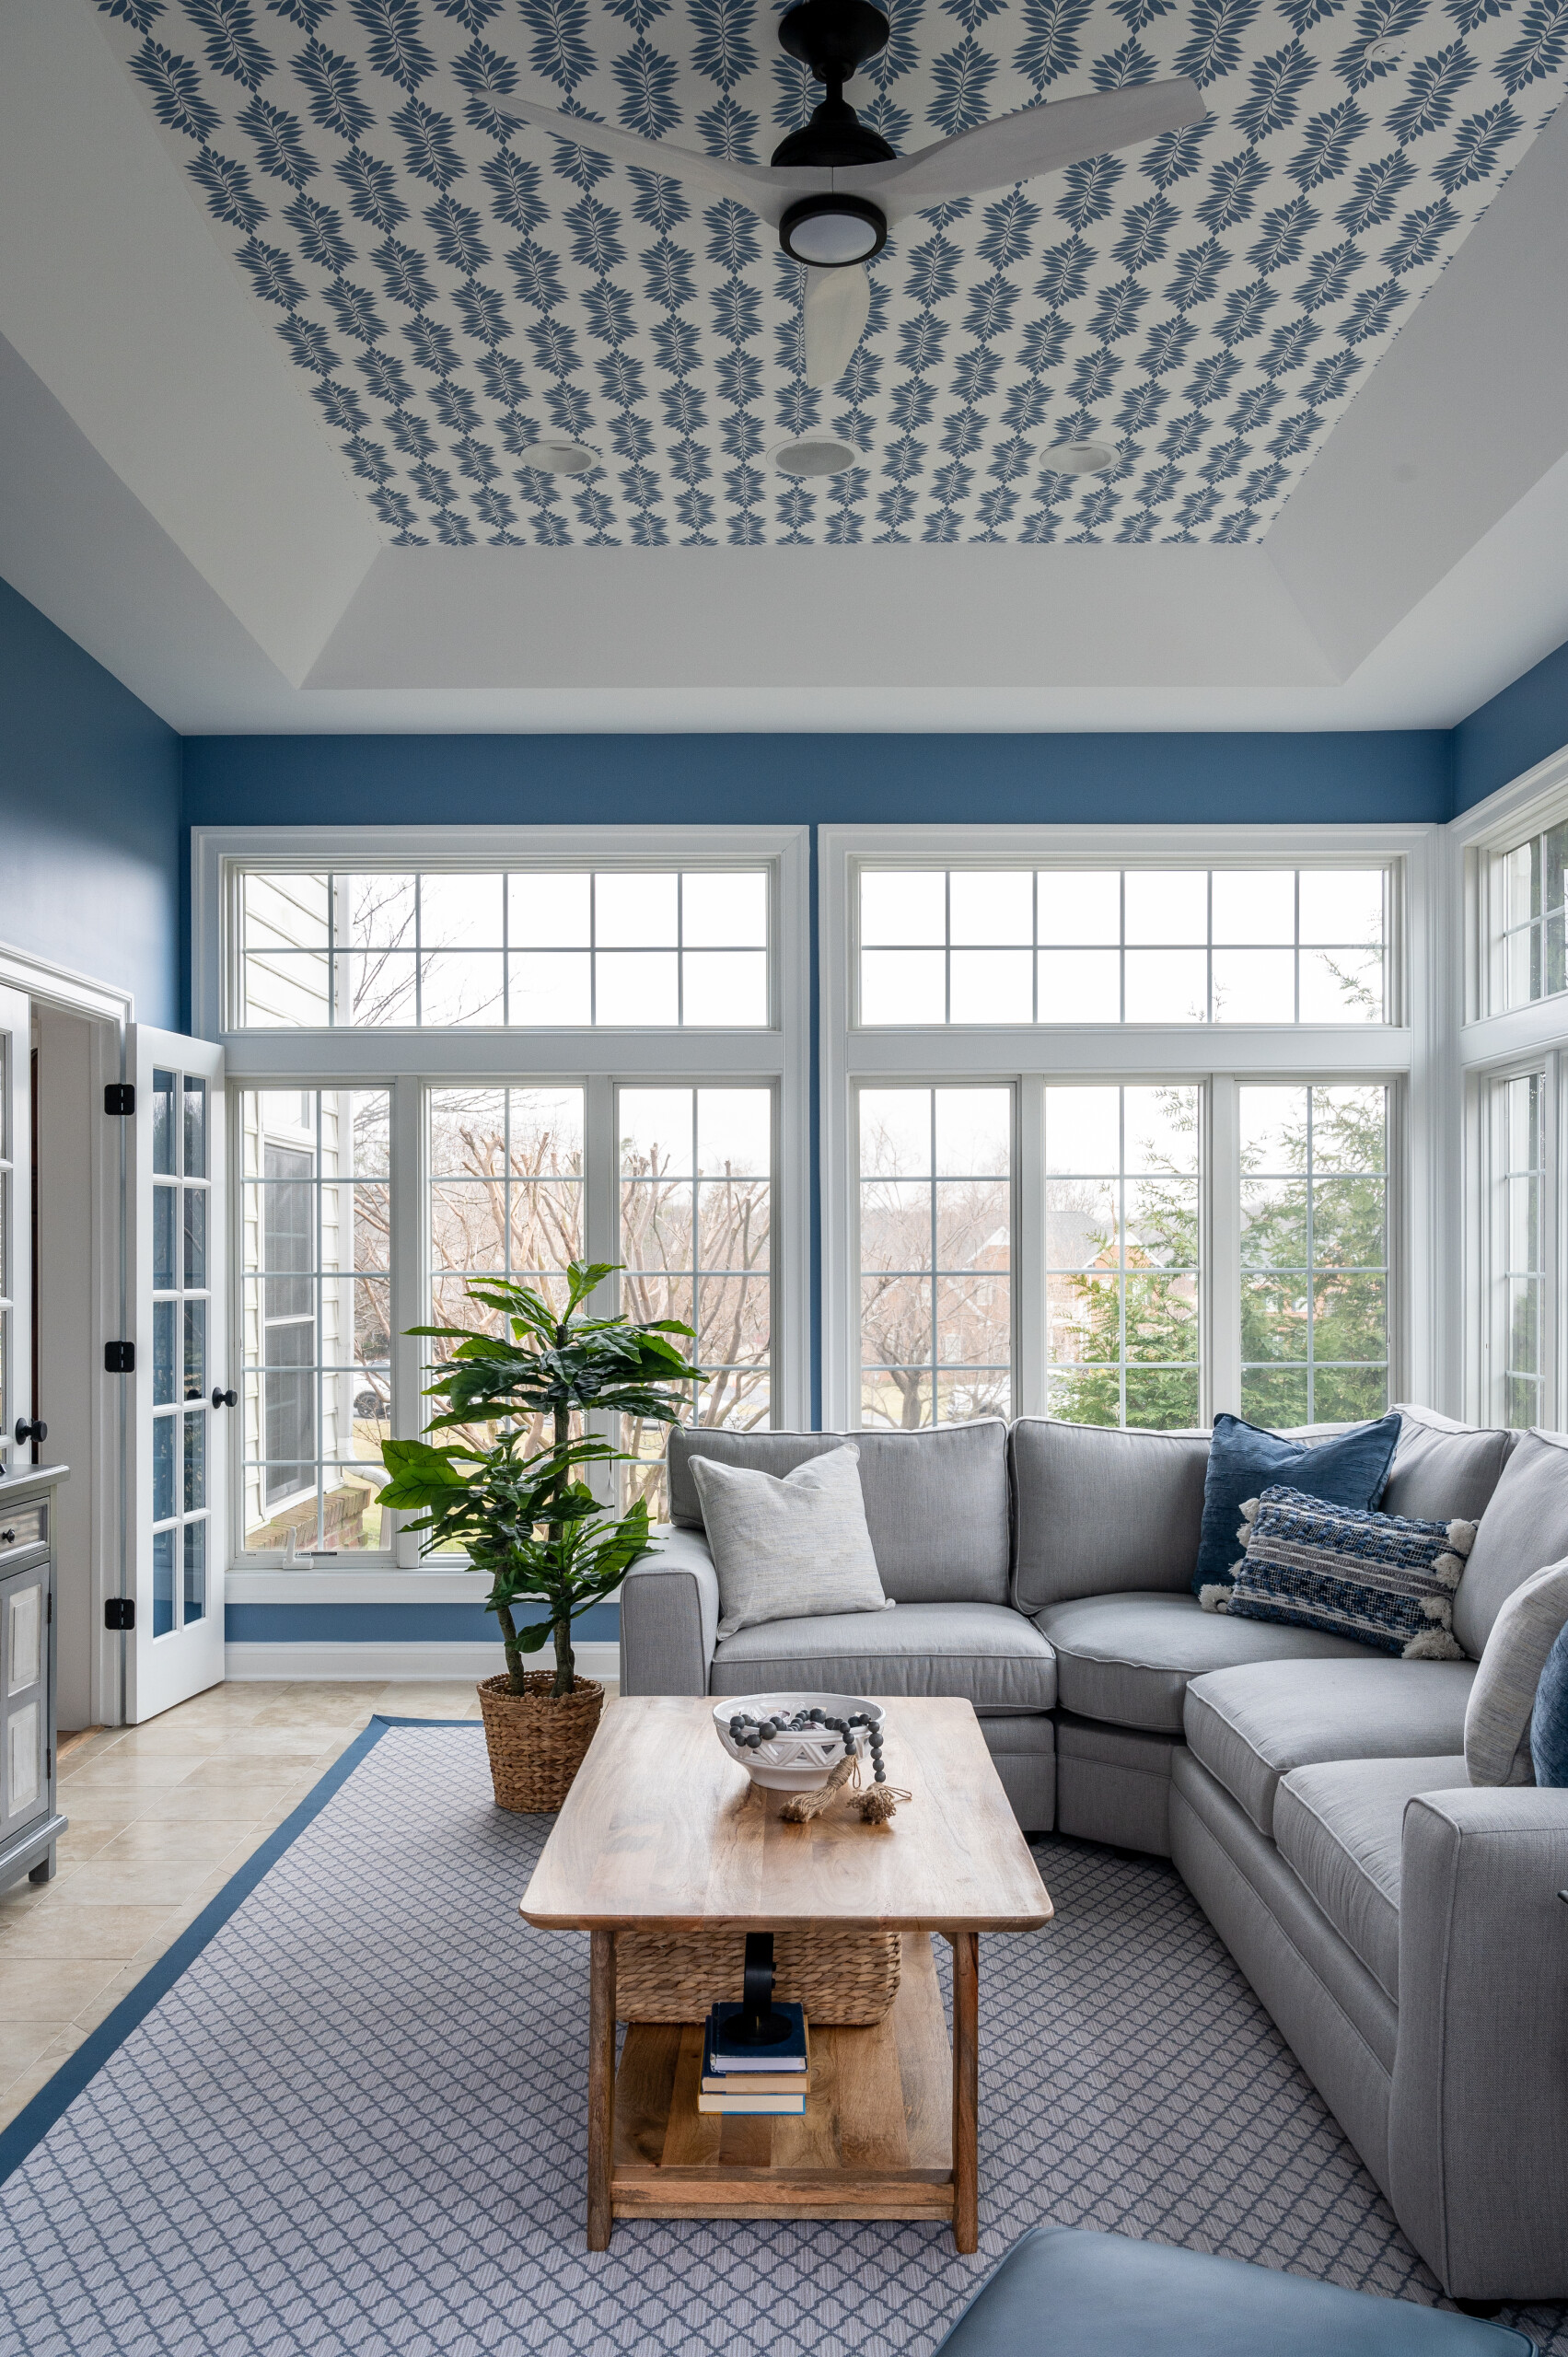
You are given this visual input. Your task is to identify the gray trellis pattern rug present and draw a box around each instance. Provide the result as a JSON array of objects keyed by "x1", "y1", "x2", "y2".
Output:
[{"x1": 0, "y1": 1719, "x2": 1562, "y2": 2356}]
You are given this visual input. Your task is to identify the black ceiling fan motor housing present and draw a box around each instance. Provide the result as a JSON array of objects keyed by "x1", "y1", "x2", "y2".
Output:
[{"x1": 771, "y1": 0, "x2": 896, "y2": 169}]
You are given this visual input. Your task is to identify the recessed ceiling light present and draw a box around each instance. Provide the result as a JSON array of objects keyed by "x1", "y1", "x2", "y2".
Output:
[
  {"x1": 1045, "y1": 441, "x2": 1117, "y2": 478},
  {"x1": 772, "y1": 436, "x2": 862, "y2": 477},
  {"x1": 515, "y1": 439, "x2": 600, "y2": 476}
]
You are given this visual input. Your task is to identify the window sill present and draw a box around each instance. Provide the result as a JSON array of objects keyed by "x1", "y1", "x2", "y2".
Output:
[{"x1": 226, "y1": 1567, "x2": 494, "y2": 1604}]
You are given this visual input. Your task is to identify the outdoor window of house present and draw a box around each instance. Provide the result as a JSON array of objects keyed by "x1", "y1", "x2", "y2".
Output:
[
  {"x1": 858, "y1": 866, "x2": 1388, "y2": 1026},
  {"x1": 1491, "y1": 824, "x2": 1568, "y2": 1014}
]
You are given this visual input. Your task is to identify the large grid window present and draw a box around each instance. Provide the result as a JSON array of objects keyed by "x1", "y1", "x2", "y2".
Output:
[
  {"x1": 858, "y1": 867, "x2": 1387, "y2": 1027},
  {"x1": 1045, "y1": 1086, "x2": 1202, "y2": 1429},
  {"x1": 1494, "y1": 1071, "x2": 1546, "y2": 1426},
  {"x1": 1492, "y1": 825, "x2": 1568, "y2": 1013},
  {"x1": 858, "y1": 1087, "x2": 1013, "y2": 1429},
  {"x1": 428, "y1": 1086, "x2": 585, "y2": 1457},
  {"x1": 1239, "y1": 1086, "x2": 1389, "y2": 1425},
  {"x1": 152, "y1": 1069, "x2": 213, "y2": 1634},
  {"x1": 238, "y1": 869, "x2": 770, "y2": 1029},
  {"x1": 239, "y1": 1090, "x2": 390, "y2": 1552},
  {"x1": 620, "y1": 1087, "x2": 772, "y2": 1512}
]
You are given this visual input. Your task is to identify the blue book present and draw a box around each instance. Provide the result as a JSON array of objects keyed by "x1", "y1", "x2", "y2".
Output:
[{"x1": 707, "y1": 2000, "x2": 807, "y2": 2073}]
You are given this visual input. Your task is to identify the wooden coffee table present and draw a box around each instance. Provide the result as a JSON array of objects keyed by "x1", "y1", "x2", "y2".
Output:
[{"x1": 520, "y1": 1693, "x2": 1052, "y2": 2252}]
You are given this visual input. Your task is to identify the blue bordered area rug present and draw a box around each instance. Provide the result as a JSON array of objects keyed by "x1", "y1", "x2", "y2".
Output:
[{"x1": 1, "y1": 1719, "x2": 1562, "y2": 2356}]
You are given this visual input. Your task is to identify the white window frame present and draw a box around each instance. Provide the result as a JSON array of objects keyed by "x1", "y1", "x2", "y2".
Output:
[
  {"x1": 1456, "y1": 748, "x2": 1568, "y2": 1425},
  {"x1": 820, "y1": 823, "x2": 1439, "y2": 1433},
  {"x1": 195, "y1": 827, "x2": 810, "y2": 1604}
]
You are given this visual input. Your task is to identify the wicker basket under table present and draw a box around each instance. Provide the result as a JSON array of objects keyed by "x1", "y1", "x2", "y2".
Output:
[{"x1": 614, "y1": 1925, "x2": 901, "y2": 2026}]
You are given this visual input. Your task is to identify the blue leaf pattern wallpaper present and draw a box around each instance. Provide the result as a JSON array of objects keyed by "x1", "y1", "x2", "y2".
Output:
[{"x1": 93, "y1": 0, "x2": 1567, "y2": 547}]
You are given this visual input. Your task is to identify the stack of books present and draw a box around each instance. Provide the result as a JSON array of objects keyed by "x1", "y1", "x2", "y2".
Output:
[{"x1": 697, "y1": 2000, "x2": 810, "y2": 2115}]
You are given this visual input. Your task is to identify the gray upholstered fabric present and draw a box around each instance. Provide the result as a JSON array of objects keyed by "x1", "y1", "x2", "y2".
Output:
[
  {"x1": 689, "y1": 1445, "x2": 890, "y2": 1642},
  {"x1": 1034, "y1": 1590, "x2": 1371, "y2": 1734},
  {"x1": 710, "y1": 1599, "x2": 1058, "y2": 1712},
  {"x1": 1382, "y1": 1404, "x2": 1516, "y2": 1526},
  {"x1": 618, "y1": 1525, "x2": 720, "y2": 1696},
  {"x1": 1009, "y1": 1419, "x2": 1211, "y2": 1612},
  {"x1": 1273, "y1": 1754, "x2": 1469, "y2": 2002},
  {"x1": 1171, "y1": 1750, "x2": 1399, "y2": 2154},
  {"x1": 668, "y1": 1421, "x2": 1012, "y2": 1605},
  {"x1": 1184, "y1": 1656, "x2": 1477, "y2": 1838},
  {"x1": 1465, "y1": 1557, "x2": 1568, "y2": 1784},
  {"x1": 1054, "y1": 1713, "x2": 1180, "y2": 1855},
  {"x1": 1390, "y1": 1782, "x2": 1568, "y2": 2302},
  {"x1": 1454, "y1": 1427, "x2": 1568, "y2": 1659},
  {"x1": 977, "y1": 1715, "x2": 1056, "y2": 1833}
]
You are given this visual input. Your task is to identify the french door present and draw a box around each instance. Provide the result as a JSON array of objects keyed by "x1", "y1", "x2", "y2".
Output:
[{"x1": 125, "y1": 1028, "x2": 228, "y2": 1720}]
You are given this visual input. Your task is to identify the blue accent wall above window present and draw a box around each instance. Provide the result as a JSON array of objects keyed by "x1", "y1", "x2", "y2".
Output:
[
  {"x1": 0, "y1": 576, "x2": 180, "y2": 1026},
  {"x1": 1454, "y1": 637, "x2": 1568, "y2": 817}
]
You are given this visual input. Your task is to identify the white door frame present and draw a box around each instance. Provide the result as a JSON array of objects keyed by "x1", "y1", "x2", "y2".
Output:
[{"x1": 0, "y1": 940, "x2": 134, "y2": 1725}]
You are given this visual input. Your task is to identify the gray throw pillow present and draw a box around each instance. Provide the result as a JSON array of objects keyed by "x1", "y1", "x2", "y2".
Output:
[
  {"x1": 1465, "y1": 1558, "x2": 1568, "y2": 1785},
  {"x1": 690, "y1": 1444, "x2": 893, "y2": 1643}
]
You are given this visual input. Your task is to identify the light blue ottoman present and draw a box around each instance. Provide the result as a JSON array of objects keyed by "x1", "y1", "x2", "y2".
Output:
[{"x1": 933, "y1": 2230, "x2": 1536, "y2": 2355}]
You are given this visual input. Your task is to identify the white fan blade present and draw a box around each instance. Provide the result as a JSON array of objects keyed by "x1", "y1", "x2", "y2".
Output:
[
  {"x1": 842, "y1": 78, "x2": 1206, "y2": 218},
  {"x1": 802, "y1": 265, "x2": 870, "y2": 389},
  {"x1": 508, "y1": 97, "x2": 815, "y2": 222}
]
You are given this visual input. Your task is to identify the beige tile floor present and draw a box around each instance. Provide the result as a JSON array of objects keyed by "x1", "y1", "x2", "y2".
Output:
[{"x1": 0, "y1": 1678, "x2": 509, "y2": 2135}]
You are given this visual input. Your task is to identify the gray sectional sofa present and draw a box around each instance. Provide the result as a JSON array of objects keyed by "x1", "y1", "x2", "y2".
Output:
[{"x1": 619, "y1": 1405, "x2": 1568, "y2": 2306}]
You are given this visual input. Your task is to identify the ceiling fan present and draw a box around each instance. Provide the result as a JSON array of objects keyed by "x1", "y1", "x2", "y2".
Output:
[{"x1": 509, "y1": 0, "x2": 1205, "y2": 389}]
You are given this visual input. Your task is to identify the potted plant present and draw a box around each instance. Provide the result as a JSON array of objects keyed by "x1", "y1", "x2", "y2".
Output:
[{"x1": 377, "y1": 1259, "x2": 701, "y2": 1812}]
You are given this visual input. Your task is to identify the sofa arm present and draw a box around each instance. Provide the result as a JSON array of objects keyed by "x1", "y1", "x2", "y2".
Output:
[
  {"x1": 618, "y1": 1525, "x2": 719, "y2": 1696},
  {"x1": 1388, "y1": 1784, "x2": 1568, "y2": 2302}
]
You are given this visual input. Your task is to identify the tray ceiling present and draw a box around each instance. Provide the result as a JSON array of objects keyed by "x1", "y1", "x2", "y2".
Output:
[{"x1": 90, "y1": 0, "x2": 1568, "y2": 553}]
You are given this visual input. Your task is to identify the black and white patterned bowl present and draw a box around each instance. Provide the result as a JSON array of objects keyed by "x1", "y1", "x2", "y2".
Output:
[{"x1": 712, "y1": 1692, "x2": 887, "y2": 1792}]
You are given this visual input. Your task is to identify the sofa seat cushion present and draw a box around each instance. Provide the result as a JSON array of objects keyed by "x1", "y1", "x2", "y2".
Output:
[
  {"x1": 1185, "y1": 1656, "x2": 1477, "y2": 1837},
  {"x1": 710, "y1": 1600, "x2": 1057, "y2": 1713},
  {"x1": 1273, "y1": 1754, "x2": 1469, "y2": 2002},
  {"x1": 1034, "y1": 1591, "x2": 1372, "y2": 1734}
]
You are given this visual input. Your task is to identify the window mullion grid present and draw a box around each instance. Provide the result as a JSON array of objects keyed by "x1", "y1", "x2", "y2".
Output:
[
  {"x1": 1117, "y1": 1088, "x2": 1127, "y2": 1430},
  {"x1": 1304, "y1": 1089, "x2": 1317, "y2": 1422},
  {"x1": 584, "y1": 1075, "x2": 619, "y2": 1511},
  {"x1": 691, "y1": 1087, "x2": 702, "y2": 1431},
  {"x1": 311, "y1": 1092, "x2": 325, "y2": 1550},
  {"x1": 929, "y1": 1087, "x2": 939, "y2": 1428},
  {"x1": 1016, "y1": 1074, "x2": 1046, "y2": 1421},
  {"x1": 1208, "y1": 1077, "x2": 1240, "y2": 1423},
  {"x1": 390, "y1": 1075, "x2": 426, "y2": 1565}
]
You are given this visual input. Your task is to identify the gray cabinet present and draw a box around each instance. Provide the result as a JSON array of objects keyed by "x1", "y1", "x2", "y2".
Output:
[{"x1": 0, "y1": 1465, "x2": 67, "y2": 1893}]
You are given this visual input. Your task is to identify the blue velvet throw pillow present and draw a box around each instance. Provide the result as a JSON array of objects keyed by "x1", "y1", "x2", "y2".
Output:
[
  {"x1": 1191, "y1": 1411, "x2": 1401, "y2": 1602},
  {"x1": 1207, "y1": 1484, "x2": 1470, "y2": 1657},
  {"x1": 1531, "y1": 1622, "x2": 1568, "y2": 1787}
]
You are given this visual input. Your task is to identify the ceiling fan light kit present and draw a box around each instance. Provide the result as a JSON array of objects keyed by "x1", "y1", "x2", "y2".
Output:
[{"x1": 778, "y1": 194, "x2": 888, "y2": 270}]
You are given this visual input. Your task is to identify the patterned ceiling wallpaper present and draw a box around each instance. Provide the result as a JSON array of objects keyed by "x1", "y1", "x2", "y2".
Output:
[{"x1": 94, "y1": 0, "x2": 1566, "y2": 548}]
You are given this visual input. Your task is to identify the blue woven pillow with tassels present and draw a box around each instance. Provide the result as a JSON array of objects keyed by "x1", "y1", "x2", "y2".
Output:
[{"x1": 1203, "y1": 1483, "x2": 1476, "y2": 1659}]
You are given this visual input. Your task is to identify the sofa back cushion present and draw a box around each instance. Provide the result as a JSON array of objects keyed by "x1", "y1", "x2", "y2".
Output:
[
  {"x1": 667, "y1": 1421, "x2": 1011, "y2": 1605},
  {"x1": 1010, "y1": 1419, "x2": 1212, "y2": 1613},
  {"x1": 1454, "y1": 1429, "x2": 1568, "y2": 1658},
  {"x1": 1382, "y1": 1402, "x2": 1516, "y2": 1525}
]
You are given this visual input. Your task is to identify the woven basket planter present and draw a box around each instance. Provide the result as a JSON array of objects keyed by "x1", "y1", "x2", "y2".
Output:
[
  {"x1": 477, "y1": 1672, "x2": 603, "y2": 1814},
  {"x1": 615, "y1": 1926, "x2": 901, "y2": 2026}
]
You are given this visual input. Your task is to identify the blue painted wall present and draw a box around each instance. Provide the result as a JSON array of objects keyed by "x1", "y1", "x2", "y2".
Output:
[
  {"x1": 1453, "y1": 636, "x2": 1568, "y2": 816},
  {"x1": 226, "y1": 1600, "x2": 620, "y2": 1647},
  {"x1": 0, "y1": 578, "x2": 180, "y2": 1026}
]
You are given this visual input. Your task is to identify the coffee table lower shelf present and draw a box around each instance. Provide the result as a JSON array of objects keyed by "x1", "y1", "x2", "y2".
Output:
[{"x1": 595, "y1": 1930, "x2": 974, "y2": 2244}]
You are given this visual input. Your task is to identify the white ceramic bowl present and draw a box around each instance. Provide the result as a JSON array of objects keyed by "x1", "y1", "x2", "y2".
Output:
[{"x1": 713, "y1": 1692, "x2": 887, "y2": 1792}]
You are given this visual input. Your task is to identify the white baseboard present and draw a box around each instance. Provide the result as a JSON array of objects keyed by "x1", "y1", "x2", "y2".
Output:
[{"x1": 224, "y1": 1639, "x2": 621, "y2": 1686}]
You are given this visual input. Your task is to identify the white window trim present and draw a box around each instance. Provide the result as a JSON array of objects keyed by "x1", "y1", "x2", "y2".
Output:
[
  {"x1": 1452, "y1": 749, "x2": 1568, "y2": 1423},
  {"x1": 198, "y1": 826, "x2": 810, "y2": 1602},
  {"x1": 820, "y1": 822, "x2": 1440, "y2": 1433}
]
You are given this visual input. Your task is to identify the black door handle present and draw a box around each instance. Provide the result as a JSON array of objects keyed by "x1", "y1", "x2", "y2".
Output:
[
  {"x1": 211, "y1": 1387, "x2": 238, "y2": 1410},
  {"x1": 14, "y1": 1418, "x2": 45, "y2": 1446}
]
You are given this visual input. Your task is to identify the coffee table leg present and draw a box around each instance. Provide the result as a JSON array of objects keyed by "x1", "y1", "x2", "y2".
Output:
[
  {"x1": 951, "y1": 1931, "x2": 979, "y2": 2253},
  {"x1": 588, "y1": 1929, "x2": 616, "y2": 2250}
]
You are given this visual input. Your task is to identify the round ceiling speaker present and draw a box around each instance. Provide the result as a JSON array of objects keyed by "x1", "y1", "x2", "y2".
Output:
[
  {"x1": 778, "y1": 193, "x2": 888, "y2": 268},
  {"x1": 1046, "y1": 441, "x2": 1117, "y2": 477},
  {"x1": 771, "y1": 436, "x2": 862, "y2": 477},
  {"x1": 515, "y1": 439, "x2": 600, "y2": 476}
]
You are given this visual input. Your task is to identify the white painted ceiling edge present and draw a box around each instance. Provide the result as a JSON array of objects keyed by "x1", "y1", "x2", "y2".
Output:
[{"x1": 0, "y1": 0, "x2": 1566, "y2": 734}]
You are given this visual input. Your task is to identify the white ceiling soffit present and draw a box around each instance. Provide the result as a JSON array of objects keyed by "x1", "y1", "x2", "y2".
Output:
[{"x1": 0, "y1": 0, "x2": 1562, "y2": 729}]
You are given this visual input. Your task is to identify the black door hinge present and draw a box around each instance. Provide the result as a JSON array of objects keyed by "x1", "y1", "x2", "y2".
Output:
[
  {"x1": 104, "y1": 1598, "x2": 134, "y2": 1631},
  {"x1": 103, "y1": 1084, "x2": 135, "y2": 1116},
  {"x1": 103, "y1": 1341, "x2": 134, "y2": 1374}
]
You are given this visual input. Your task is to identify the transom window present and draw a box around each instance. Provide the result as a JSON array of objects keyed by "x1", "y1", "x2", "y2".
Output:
[
  {"x1": 858, "y1": 866, "x2": 1387, "y2": 1027},
  {"x1": 1491, "y1": 824, "x2": 1568, "y2": 1013},
  {"x1": 237, "y1": 867, "x2": 771, "y2": 1029}
]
